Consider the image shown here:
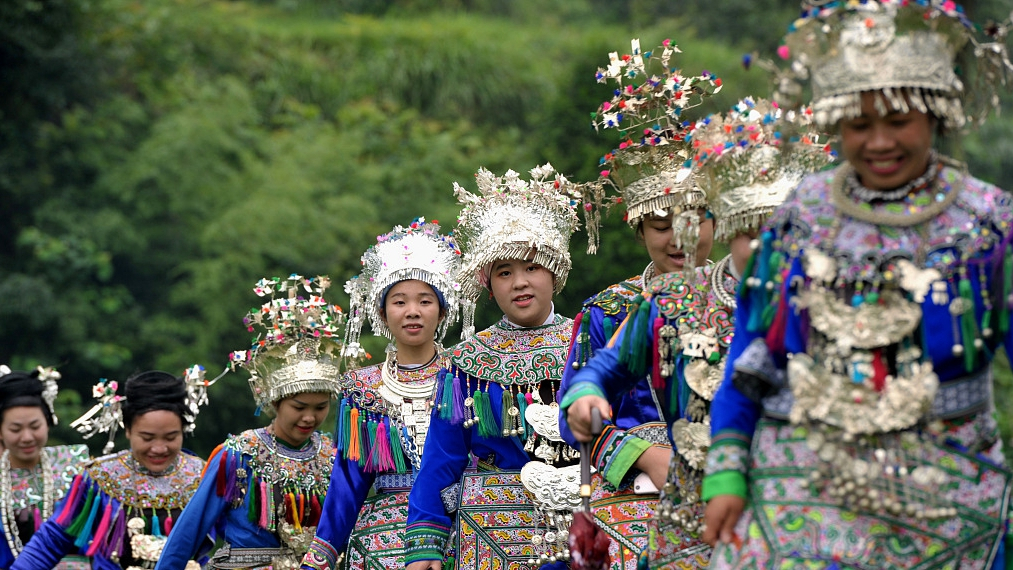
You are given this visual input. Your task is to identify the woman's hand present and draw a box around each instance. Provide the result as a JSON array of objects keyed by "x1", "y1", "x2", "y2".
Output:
[
  {"x1": 565, "y1": 395, "x2": 611, "y2": 442},
  {"x1": 405, "y1": 560, "x2": 443, "y2": 570},
  {"x1": 702, "y1": 494, "x2": 745, "y2": 547},
  {"x1": 633, "y1": 444, "x2": 670, "y2": 490}
]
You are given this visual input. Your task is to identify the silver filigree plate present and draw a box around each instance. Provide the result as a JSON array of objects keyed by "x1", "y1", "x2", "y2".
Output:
[
  {"x1": 519, "y1": 461, "x2": 583, "y2": 512},
  {"x1": 525, "y1": 403, "x2": 563, "y2": 442}
]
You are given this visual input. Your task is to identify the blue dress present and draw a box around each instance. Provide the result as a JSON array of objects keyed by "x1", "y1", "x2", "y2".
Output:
[
  {"x1": 558, "y1": 270, "x2": 669, "y2": 486},
  {"x1": 155, "y1": 428, "x2": 334, "y2": 570},
  {"x1": 704, "y1": 166, "x2": 1012, "y2": 569},
  {"x1": 13, "y1": 450, "x2": 205, "y2": 570},
  {"x1": 560, "y1": 261, "x2": 738, "y2": 568},
  {"x1": 0, "y1": 444, "x2": 90, "y2": 569},
  {"x1": 302, "y1": 356, "x2": 447, "y2": 570},
  {"x1": 404, "y1": 315, "x2": 573, "y2": 568}
]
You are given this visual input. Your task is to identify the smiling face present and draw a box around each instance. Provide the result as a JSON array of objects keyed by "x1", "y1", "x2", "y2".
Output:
[
  {"x1": 125, "y1": 409, "x2": 183, "y2": 474},
  {"x1": 641, "y1": 210, "x2": 714, "y2": 274},
  {"x1": 489, "y1": 258, "x2": 555, "y2": 328},
  {"x1": 272, "y1": 392, "x2": 331, "y2": 448},
  {"x1": 839, "y1": 91, "x2": 936, "y2": 191},
  {"x1": 1, "y1": 406, "x2": 49, "y2": 469},
  {"x1": 381, "y1": 279, "x2": 444, "y2": 356}
]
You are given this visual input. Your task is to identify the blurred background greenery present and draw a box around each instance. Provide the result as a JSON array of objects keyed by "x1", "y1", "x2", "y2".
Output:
[{"x1": 2, "y1": 0, "x2": 1010, "y2": 458}]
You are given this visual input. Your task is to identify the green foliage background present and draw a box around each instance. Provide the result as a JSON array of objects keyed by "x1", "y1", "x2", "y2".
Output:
[{"x1": 1, "y1": 0, "x2": 1010, "y2": 458}]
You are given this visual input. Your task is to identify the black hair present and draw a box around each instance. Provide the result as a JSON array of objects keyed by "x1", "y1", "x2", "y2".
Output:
[
  {"x1": 0, "y1": 370, "x2": 55, "y2": 427},
  {"x1": 121, "y1": 370, "x2": 187, "y2": 430}
]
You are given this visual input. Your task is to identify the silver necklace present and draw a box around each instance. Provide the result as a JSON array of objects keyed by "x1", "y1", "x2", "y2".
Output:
[
  {"x1": 845, "y1": 151, "x2": 939, "y2": 202},
  {"x1": 0, "y1": 449, "x2": 54, "y2": 556},
  {"x1": 710, "y1": 254, "x2": 737, "y2": 310},
  {"x1": 640, "y1": 261, "x2": 657, "y2": 287}
]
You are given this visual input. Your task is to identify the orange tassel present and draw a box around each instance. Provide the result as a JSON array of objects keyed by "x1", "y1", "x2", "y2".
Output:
[{"x1": 349, "y1": 408, "x2": 361, "y2": 461}]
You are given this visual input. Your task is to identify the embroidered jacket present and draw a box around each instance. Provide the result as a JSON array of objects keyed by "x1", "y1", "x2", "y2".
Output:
[
  {"x1": 0, "y1": 444, "x2": 89, "y2": 568},
  {"x1": 558, "y1": 272, "x2": 671, "y2": 487},
  {"x1": 303, "y1": 357, "x2": 445, "y2": 569},
  {"x1": 13, "y1": 450, "x2": 205, "y2": 570},
  {"x1": 703, "y1": 166, "x2": 1012, "y2": 501},
  {"x1": 154, "y1": 428, "x2": 334, "y2": 570},
  {"x1": 403, "y1": 315, "x2": 573, "y2": 564},
  {"x1": 560, "y1": 264, "x2": 737, "y2": 479}
]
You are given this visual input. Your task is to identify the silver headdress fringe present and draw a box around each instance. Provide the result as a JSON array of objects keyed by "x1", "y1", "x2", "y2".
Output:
[
  {"x1": 591, "y1": 38, "x2": 721, "y2": 230},
  {"x1": 182, "y1": 364, "x2": 223, "y2": 434},
  {"x1": 342, "y1": 217, "x2": 464, "y2": 364},
  {"x1": 70, "y1": 378, "x2": 125, "y2": 454},
  {"x1": 34, "y1": 366, "x2": 61, "y2": 425},
  {"x1": 230, "y1": 275, "x2": 345, "y2": 415},
  {"x1": 687, "y1": 98, "x2": 836, "y2": 242},
  {"x1": 776, "y1": 0, "x2": 1012, "y2": 129},
  {"x1": 70, "y1": 363, "x2": 218, "y2": 453},
  {"x1": 453, "y1": 164, "x2": 582, "y2": 334}
]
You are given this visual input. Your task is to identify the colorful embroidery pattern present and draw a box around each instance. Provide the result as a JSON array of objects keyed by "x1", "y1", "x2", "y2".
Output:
[
  {"x1": 87, "y1": 451, "x2": 204, "y2": 511},
  {"x1": 346, "y1": 491, "x2": 411, "y2": 570},
  {"x1": 710, "y1": 421, "x2": 1012, "y2": 570},
  {"x1": 451, "y1": 316, "x2": 572, "y2": 387},
  {"x1": 8, "y1": 444, "x2": 88, "y2": 511}
]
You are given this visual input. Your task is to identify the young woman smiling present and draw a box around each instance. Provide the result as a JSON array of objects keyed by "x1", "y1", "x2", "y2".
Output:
[
  {"x1": 302, "y1": 218, "x2": 464, "y2": 570},
  {"x1": 0, "y1": 367, "x2": 89, "y2": 569},
  {"x1": 14, "y1": 369, "x2": 208, "y2": 570},
  {"x1": 700, "y1": 3, "x2": 1013, "y2": 568}
]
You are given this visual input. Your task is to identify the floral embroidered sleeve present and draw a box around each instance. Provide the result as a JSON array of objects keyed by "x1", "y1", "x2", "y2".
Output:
[{"x1": 9, "y1": 473, "x2": 89, "y2": 569}]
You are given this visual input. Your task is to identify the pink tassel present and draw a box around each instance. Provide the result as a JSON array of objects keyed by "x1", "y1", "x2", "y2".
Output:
[
  {"x1": 55, "y1": 476, "x2": 84, "y2": 527},
  {"x1": 258, "y1": 480, "x2": 269, "y2": 530},
  {"x1": 164, "y1": 512, "x2": 173, "y2": 535},
  {"x1": 33, "y1": 506, "x2": 41, "y2": 531},
  {"x1": 85, "y1": 500, "x2": 114, "y2": 556},
  {"x1": 374, "y1": 421, "x2": 394, "y2": 472},
  {"x1": 525, "y1": 392, "x2": 534, "y2": 405}
]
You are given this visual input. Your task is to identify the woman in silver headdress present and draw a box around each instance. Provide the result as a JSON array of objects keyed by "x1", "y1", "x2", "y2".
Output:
[
  {"x1": 155, "y1": 276, "x2": 342, "y2": 570},
  {"x1": 404, "y1": 165, "x2": 583, "y2": 570},
  {"x1": 300, "y1": 218, "x2": 464, "y2": 570},
  {"x1": 701, "y1": 2, "x2": 1013, "y2": 568}
]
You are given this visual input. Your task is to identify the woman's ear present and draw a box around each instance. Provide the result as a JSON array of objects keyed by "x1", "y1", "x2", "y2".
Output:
[{"x1": 379, "y1": 308, "x2": 388, "y2": 326}]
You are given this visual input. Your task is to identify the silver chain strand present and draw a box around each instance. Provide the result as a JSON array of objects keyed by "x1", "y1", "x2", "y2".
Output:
[{"x1": 1, "y1": 448, "x2": 54, "y2": 557}]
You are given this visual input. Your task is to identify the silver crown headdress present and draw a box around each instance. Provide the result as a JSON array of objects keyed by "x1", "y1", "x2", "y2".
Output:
[
  {"x1": 70, "y1": 365, "x2": 214, "y2": 453},
  {"x1": 0, "y1": 364, "x2": 62, "y2": 425},
  {"x1": 454, "y1": 164, "x2": 582, "y2": 337},
  {"x1": 777, "y1": 0, "x2": 1013, "y2": 129},
  {"x1": 342, "y1": 217, "x2": 464, "y2": 361},
  {"x1": 686, "y1": 98, "x2": 837, "y2": 241},
  {"x1": 591, "y1": 38, "x2": 723, "y2": 233},
  {"x1": 230, "y1": 275, "x2": 344, "y2": 414}
]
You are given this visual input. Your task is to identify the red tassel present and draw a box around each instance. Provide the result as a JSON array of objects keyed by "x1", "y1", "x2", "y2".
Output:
[
  {"x1": 764, "y1": 270, "x2": 790, "y2": 353},
  {"x1": 310, "y1": 495, "x2": 322, "y2": 525},
  {"x1": 85, "y1": 500, "x2": 114, "y2": 556},
  {"x1": 871, "y1": 349, "x2": 888, "y2": 392}
]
